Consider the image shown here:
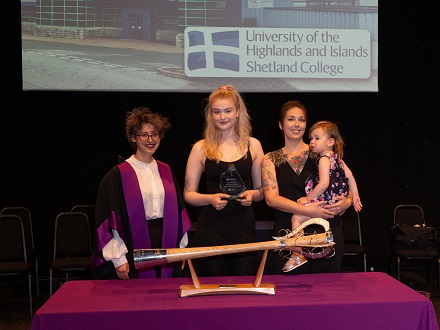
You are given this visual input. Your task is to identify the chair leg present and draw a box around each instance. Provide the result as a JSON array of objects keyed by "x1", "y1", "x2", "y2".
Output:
[
  {"x1": 363, "y1": 253, "x2": 367, "y2": 272},
  {"x1": 49, "y1": 269, "x2": 53, "y2": 297},
  {"x1": 28, "y1": 271, "x2": 33, "y2": 318},
  {"x1": 397, "y1": 256, "x2": 401, "y2": 281},
  {"x1": 35, "y1": 259, "x2": 40, "y2": 296}
]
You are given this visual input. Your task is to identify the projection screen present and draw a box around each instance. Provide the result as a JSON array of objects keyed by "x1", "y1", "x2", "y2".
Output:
[{"x1": 21, "y1": 0, "x2": 378, "y2": 92}]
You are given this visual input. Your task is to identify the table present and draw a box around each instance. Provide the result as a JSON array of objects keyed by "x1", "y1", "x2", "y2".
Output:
[{"x1": 31, "y1": 272, "x2": 438, "y2": 330}]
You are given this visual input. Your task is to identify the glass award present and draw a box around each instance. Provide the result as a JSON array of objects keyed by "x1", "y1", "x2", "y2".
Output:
[{"x1": 219, "y1": 164, "x2": 246, "y2": 200}]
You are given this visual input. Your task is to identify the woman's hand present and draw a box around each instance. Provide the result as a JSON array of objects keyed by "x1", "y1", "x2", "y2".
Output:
[
  {"x1": 237, "y1": 190, "x2": 254, "y2": 206},
  {"x1": 210, "y1": 193, "x2": 230, "y2": 211},
  {"x1": 116, "y1": 262, "x2": 130, "y2": 280},
  {"x1": 297, "y1": 196, "x2": 308, "y2": 205},
  {"x1": 305, "y1": 201, "x2": 336, "y2": 219},
  {"x1": 325, "y1": 195, "x2": 353, "y2": 215}
]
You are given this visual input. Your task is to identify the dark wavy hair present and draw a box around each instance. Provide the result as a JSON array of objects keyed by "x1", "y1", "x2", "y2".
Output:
[{"x1": 125, "y1": 107, "x2": 171, "y2": 150}]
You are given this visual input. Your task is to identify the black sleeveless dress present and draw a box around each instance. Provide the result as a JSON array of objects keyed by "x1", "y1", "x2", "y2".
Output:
[
  {"x1": 193, "y1": 150, "x2": 258, "y2": 277},
  {"x1": 267, "y1": 149, "x2": 343, "y2": 275}
]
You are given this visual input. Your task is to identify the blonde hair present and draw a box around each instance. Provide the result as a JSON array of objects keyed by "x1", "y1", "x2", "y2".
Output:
[
  {"x1": 203, "y1": 85, "x2": 252, "y2": 162},
  {"x1": 309, "y1": 120, "x2": 345, "y2": 158}
]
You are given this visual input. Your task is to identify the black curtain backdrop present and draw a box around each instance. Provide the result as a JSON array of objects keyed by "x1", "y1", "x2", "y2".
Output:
[{"x1": 3, "y1": 2, "x2": 438, "y2": 275}]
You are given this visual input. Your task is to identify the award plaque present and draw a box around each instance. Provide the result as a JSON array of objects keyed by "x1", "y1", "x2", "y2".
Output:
[{"x1": 219, "y1": 164, "x2": 246, "y2": 199}]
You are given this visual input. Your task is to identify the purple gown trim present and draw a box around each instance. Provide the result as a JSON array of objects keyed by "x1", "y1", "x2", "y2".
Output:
[
  {"x1": 93, "y1": 209, "x2": 124, "y2": 264},
  {"x1": 92, "y1": 160, "x2": 191, "y2": 279},
  {"x1": 118, "y1": 161, "x2": 156, "y2": 278}
]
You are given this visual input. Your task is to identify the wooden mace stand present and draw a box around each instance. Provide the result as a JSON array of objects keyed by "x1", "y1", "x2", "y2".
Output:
[{"x1": 179, "y1": 249, "x2": 276, "y2": 297}]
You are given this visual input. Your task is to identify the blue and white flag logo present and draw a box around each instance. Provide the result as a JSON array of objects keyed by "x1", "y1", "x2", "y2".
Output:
[
  {"x1": 186, "y1": 29, "x2": 240, "y2": 73},
  {"x1": 184, "y1": 27, "x2": 371, "y2": 79}
]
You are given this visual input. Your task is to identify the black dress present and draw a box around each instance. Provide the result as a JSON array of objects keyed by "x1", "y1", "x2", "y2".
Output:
[
  {"x1": 193, "y1": 150, "x2": 258, "y2": 277},
  {"x1": 267, "y1": 149, "x2": 343, "y2": 275}
]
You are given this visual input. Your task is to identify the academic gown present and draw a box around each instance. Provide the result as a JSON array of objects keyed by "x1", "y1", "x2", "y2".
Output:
[{"x1": 91, "y1": 160, "x2": 192, "y2": 279}]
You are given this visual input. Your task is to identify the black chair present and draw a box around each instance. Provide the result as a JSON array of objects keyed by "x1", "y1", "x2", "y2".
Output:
[
  {"x1": 341, "y1": 207, "x2": 367, "y2": 272},
  {"x1": 0, "y1": 214, "x2": 33, "y2": 318},
  {"x1": 391, "y1": 204, "x2": 440, "y2": 291},
  {"x1": 50, "y1": 212, "x2": 92, "y2": 296},
  {"x1": 71, "y1": 204, "x2": 96, "y2": 247},
  {"x1": 1, "y1": 206, "x2": 39, "y2": 295}
]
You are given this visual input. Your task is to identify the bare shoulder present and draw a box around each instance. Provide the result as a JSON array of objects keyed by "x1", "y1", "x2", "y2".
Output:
[
  {"x1": 249, "y1": 137, "x2": 263, "y2": 151},
  {"x1": 249, "y1": 136, "x2": 261, "y2": 145},
  {"x1": 262, "y1": 151, "x2": 275, "y2": 163},
  {"x1": 263, "y1": 151, "x2": 271, "y2": 159},
  {"x1": 191, "y1": 139, "x2": 205, "y2": 153},
  {"x1": 262, "y1": 153, "x2": 274, "y2": 168},
  {"x1": 249, "y1": 137, "x2": 263, "y2": 161}
]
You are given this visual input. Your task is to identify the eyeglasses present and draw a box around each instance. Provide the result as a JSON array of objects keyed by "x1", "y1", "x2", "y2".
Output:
[{"x1": 137, "y1": 132, "x2": 160, "y2": 142}]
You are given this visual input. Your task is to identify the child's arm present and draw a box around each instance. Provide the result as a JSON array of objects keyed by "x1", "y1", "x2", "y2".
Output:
[
  {"x1": 343, "y1": 161, "x2": 362, "y2": 212},
  {"x1": 306, "y1": 156, "x2": 331, "y2": 202}
]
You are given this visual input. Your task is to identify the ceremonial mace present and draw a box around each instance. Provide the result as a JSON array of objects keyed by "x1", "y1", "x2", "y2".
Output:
[{"x1": 133, "y1": 218, "x2": 334, "y2": 297}]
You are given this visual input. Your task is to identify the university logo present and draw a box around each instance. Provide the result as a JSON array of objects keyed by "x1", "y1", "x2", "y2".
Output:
[
  {"x1": 185, "y1": 29, "x2": 240, "y2": 74},
  {"x1": 184, "y1": 27, "x2": 371, "y2": 79}
]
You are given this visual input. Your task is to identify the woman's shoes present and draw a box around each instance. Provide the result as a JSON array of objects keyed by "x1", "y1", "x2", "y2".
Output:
[{"x1": 282, "y1": 252, "x2": 307, "y2": 272}]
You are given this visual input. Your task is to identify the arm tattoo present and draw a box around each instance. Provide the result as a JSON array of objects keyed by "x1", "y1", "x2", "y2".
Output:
[{"x1": 262, "y1": 171, "x2": 278, "y2": 191}]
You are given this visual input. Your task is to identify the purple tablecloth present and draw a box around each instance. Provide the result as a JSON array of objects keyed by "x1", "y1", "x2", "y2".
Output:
[{"x1": 31, "y1": 272, "x2": 438, "y2": 330}]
